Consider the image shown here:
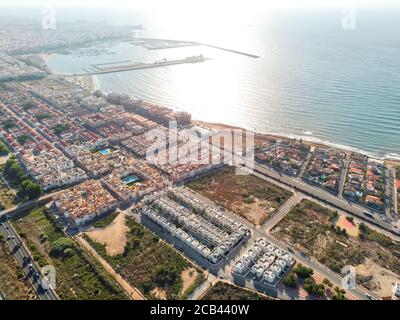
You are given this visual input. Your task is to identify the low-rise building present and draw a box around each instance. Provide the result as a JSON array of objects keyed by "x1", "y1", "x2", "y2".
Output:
[
  {"x1": 141, "y1": 187, "x2": 250, "y2": 264},
  {"x1": 232, "y1": 238, "x2": 294, "y2": 286},
  {"x1": 53, "y1": 179, "x2": 119, "y2": 228}
]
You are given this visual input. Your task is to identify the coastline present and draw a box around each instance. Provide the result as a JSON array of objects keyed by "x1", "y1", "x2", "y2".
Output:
[
  {"x1": 193, "y1": 120, "x2": 400, "y2": 165},
  {"x1": 40, "y1": 42, "x2": 400, "y2": 162},
  {"x1": 40, "y1": 53, "x2": 97, "y2": 92},
  {"x1": 41, "y1": 52, "x2": 399, "y2": 164}
]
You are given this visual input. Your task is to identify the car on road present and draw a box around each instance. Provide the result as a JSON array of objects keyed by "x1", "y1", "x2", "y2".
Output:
[
  {"x1": 33, "y1": 272, "x2": 40, "y2": 282},
  {"x1": 363, "y1": 211, "x2": 374, "y2": 219},
  {"x1": 300, "y1": 252, "x2": 308, "y2": 259}
]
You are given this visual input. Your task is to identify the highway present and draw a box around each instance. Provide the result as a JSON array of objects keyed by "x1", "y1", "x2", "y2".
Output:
[
  {"x1": 0, "y1": 218, "x2": 58, "y2": 300},
  {"x1": 251, "y1": 164, "x2": 400, "y2": 236}
]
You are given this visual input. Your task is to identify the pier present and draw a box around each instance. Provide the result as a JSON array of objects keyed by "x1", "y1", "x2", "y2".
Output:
[
  {"x1": 133, "y1": 37, "x2": 260, "y2": 59},
  {"x1": 93, "y1": 60, "x2": 132, "y2": 67},
  {"x1": 61, "y1": 55, "x2": 208, "y2": 77},
  {"x1": 199, "y1": 43, "x2": 260, "y2": 58}
]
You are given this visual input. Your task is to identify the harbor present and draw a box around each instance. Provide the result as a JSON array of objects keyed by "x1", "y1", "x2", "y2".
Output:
[{"x1": 61, "y1": 55, "x2": 208, "y2": 77}]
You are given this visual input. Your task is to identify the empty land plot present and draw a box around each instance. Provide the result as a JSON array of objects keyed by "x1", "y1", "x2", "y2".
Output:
[
  {"x1": 0, "y1": 237, "x2": 36, "y2": 300},
  {"x1": 201, "y1": 282, "x2": 271, "y2": 300},
  {"x1": 86, "y1": 212, "x2": 128, "y2": 256},
  {"x1": 0, "y1": 178, "x2": 16, "y2": 210},
  {"x1": 12, "y1": 206, "x2": 127, "y2": 300},
  {"x1": 271, "y1": 199, "x2": 400, "y2": 298},
  {"x1": 0, "y1": 154, "x2": 10, "y2": 165},
  {"x1": 84, "y1": 216, "x2": 205, "y2": 299},
  {"x1": 187, "y1": 166, "x2": 292, "y2": 225}
]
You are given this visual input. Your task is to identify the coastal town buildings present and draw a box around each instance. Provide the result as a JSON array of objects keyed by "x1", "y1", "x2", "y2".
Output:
[
  {"x1": 52, "y1": 179, "x2": 119, "y2": 228},
  {"x1": 343, "y1": 153, "x2": 386, "y2": 211},
  {"x1": 141, "y1": 187, "x2": 250, "y2": 264},
  {"x1": 102, "y1": 157, "x2": 167, "y2": 203},
  {"x1": 19, "y1": 147, "x2": 87, "y2": 191},
  {"x1": 232, "y1": 238, "x2": 294, "y2": 286},
  {"x1": 255, "y1": 139, "x2": 310, "y2": 176},
  {"x1": 303, "y1": 148, "x2": 345, "y2": 194},
  {"x1": 0, "y1": 20, "x2": 132, "y2": 54}
]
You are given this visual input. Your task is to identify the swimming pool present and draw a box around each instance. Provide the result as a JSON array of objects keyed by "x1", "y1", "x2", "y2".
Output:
[
  {"x1": 99, "y1": 148, "x2": 111, "y2": 155},
  {"x1": 122, "y1": 174, "x2": 141, "y2": 185}
]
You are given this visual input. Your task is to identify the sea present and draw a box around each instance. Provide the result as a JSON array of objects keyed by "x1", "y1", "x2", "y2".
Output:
[{"x1": 3, "y1": 4, "x2": 400, "y2": 159}]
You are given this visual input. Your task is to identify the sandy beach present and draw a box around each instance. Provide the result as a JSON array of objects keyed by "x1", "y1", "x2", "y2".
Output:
[{"x1": 193, "y1": 120, "x2": 400, "y2": 166}]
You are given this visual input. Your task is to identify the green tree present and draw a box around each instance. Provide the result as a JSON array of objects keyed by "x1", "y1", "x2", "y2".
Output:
[
  {"x1": 0, "y1": 141, "x2": 10, "y2": 155},
  {"x1": 283, "y1": 273, "x2": 298, "y2": 288},
  {"x1": 303, "y1": 277, "x2": 325, "y2": 297},
  {"x1": 50, "y1": 238, "x2": 75, "y2": 257},
  {"x1": 54, "y1": 124, "x2": 69, "y2": 135},
  {"x1": 294, "y1": 264, "x2": 314, "y2": 279},
  {"x1": 155, "y1": 266, "x2": 180, "y2": 287},
  {"x1": 17, "y1": 134, "x2": 30, "y2": 145},
  {"x1": 332, "y1": 286, "x2": 347, "y2": 300},
  {"x1": 19, "y1": 179, "x2": 42, "y2": 200}
]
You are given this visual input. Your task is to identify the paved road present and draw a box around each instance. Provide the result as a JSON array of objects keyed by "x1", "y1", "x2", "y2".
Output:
[
  {"x1": 385, "y1": 168, "x2": 392, "y2": 219},
  {"x1": 394, "y1": 171, "x2": 398, "y2": 216},
  {"x1": 187, "y1": 272, "x2": 218, "y2": 300},
  {"x1": 262, "y1": 193, "x2": 303, "y2": 232},
  {"x1": 264, "y1": 234, "x2": 370, "y2": 300},
  {"x1": 185, "y1": 175, "x2": 377, "y2": 300},
  {"x1": 338, "y1": 159, "x2": 349, "y2": 199},
  {"x1": 180, "y1": 186, "x2": 368, "y2": 300},
  {"x1": 252, "y1": 164, "x2": 399, "y2": 236},
  {"x1": 298, "y1": 152, "x2": 312, "y2": 178},
  {"x1": 387, "y1": 167, "x2": 398, "y2": 220},
  {"x1": 0, "y1": 190, "x2": 62, "y2": 220},
  {"x1": 0, "y1": 219, "x2": 58, "y2": 300}
]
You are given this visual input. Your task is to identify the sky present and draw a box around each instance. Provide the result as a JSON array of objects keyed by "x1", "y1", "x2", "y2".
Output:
[{"x1": 1, "y1": 0, "x2": 400, "y2": 9}]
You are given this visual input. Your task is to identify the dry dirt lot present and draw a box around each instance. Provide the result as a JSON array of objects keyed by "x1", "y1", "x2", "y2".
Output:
[
  {"x1": 272, "y1": 199, "x2": 400, "y2": 298},
  {"x1": 86, "y1": 212, "x2": 128, "y2": 256},
  {"x1": 187, "y1": 166, "x2": 292, "y2": 225},
  {"x1": 335, "y1": 215, "x2": 359, "y2": 238},
  {"x1": 181, "y1": 267, "x2": 198, "y2": 295}
]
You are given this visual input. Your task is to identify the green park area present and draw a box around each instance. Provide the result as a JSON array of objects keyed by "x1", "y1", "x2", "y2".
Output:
[{"x1": 13, "y1": 206, "x2": 127, "y2": 300}]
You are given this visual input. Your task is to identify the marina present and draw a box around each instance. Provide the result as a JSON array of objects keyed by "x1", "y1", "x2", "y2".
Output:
[{"x1": 62, "y1": 55, "x2": 208, "y2": 77}]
